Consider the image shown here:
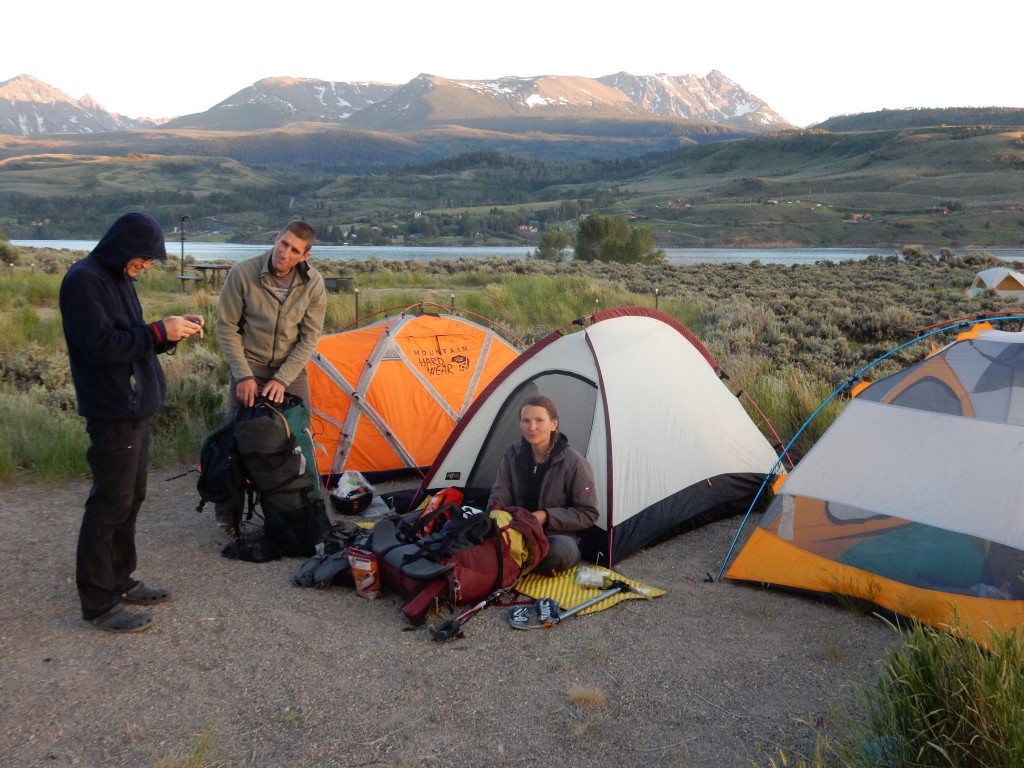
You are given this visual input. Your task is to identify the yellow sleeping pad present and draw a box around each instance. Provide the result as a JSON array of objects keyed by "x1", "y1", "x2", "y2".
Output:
[{"x1": 515, "y1": 564, "x2": 665, "y2": 616}]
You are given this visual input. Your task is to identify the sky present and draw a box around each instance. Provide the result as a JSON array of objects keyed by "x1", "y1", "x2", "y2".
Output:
[{"x1": 3, "y1": 1, "x2": 1020, "y2": 128}]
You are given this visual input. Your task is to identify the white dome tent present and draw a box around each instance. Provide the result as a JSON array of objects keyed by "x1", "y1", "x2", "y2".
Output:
[
  {"x1": 417, "y1": 306, "x2": 781, "y2": 567},
  {"x1": 968, "y1": 267, "x2": 1024, "y2": 299}
]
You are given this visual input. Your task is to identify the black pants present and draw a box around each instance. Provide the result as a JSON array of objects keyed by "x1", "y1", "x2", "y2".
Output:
[{"x1": 77, "y1": 419, "x2": 150, "y2": 620}]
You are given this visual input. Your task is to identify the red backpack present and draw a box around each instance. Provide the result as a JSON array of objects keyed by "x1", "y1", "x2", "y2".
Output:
[{"x1": 372, "y1": 503, "x2": 549, "y2": 625}]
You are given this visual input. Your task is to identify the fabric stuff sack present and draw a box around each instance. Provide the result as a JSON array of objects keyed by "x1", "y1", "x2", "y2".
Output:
[
  {"x1": 372, "y1": 503, "x2": 549, "y2": 624},
  {"x1": 233, "y1": 395, "x2": 331, "y2": 558},
  {"x1": 396, "y1": 487, "x2": 464, "y2": 540}
]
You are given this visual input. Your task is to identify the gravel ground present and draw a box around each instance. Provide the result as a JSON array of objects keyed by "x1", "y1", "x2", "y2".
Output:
[{"x1": 0, "y1": 469, "x2": 901, "y2": 768}]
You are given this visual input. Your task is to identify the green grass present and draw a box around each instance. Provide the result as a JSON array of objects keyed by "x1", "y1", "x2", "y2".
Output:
[
  {"x1": 757, "y1": 621, "x2": 1024, "y2": 768},
  {"x1": 0, "y1": 257, "x2": 230, "y2": 481},
  {"x1": 0, "y1": 269, "x2": 64, "y2": 306},
  {"x1": 4, "y1": 243, "x2": 1024, "y2": 483},
  {"x1": 0, "y1": 390, "x2": 90, "y2": 480},
  {"x1": 838, "y1": 621, "x2": 1024, "y2": 768},
  {"x1": 150, "y1": 727, "x2": 223, "y2": 768}
]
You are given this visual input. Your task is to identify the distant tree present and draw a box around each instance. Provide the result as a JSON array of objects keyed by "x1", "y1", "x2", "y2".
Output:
[
  {"x1": 574, "y1": 214, "x2": 664, "y2": 264},
  {"x1": 575, "y1": 214, "x2": 620, "y2": 261},
  {"x1": 404, "y1": 216, "x2": 439, "y2": 238},
  {"x1": 0, "y1": 240, "x2": 17, "y2": 265},
  {"x1": 535, "y1": 230, "x2": 573, "y2": 261},
  {"x1": 354, "y1": 225, "x2": 385, "y2": 245}
]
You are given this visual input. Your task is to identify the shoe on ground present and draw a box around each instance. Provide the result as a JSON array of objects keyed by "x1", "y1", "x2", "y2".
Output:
[
  {"x1": 216, "y1": 522, "x2": 239, "y2": 544},
  {"x1": 88, "y1": 604, "x2": 153, "y2": 633},
  {"x1": 122, "y1": 581, "x2": 171, "y2": 605}
]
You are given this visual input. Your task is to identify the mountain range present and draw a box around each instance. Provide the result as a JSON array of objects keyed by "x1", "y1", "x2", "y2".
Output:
[
  {"x1": 0, "y1": 71, "x2": 789, "y2": 136},
  {"x1": 0, "y1": 76, "x2": 161, "y2": 134}
]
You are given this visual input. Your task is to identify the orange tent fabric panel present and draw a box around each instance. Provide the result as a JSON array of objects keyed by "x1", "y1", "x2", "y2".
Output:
[
  {"x1": 727, "y1": 528, "x2": 1024, "y2": 647},
  {"x1": 314, "y1": 327, "x2": 383, "y2": 387},
  {"x1": 361, "y1": 362, "x2": 458, "y2": 463},
  {"x1": 342, "y1": 412, "x2": 406, "y2": 475},
  {"x1": 395, "y1": 325, "x2": 490, "y2": 412}
]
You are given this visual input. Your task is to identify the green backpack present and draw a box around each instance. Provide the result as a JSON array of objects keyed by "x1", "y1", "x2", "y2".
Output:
[{"x1": 198, "y1": 395, "x2": 331, "y2": 560}]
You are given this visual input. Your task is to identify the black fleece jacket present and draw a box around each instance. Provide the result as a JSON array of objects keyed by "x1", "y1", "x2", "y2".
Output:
[{"x1": 59, "y1": 212, "x2": 175, "y2": 421}]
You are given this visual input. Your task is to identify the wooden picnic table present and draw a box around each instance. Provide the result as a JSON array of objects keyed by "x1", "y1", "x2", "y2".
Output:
[{"x1": 192, "y1": 263, "x2": 233, "y2": 286}]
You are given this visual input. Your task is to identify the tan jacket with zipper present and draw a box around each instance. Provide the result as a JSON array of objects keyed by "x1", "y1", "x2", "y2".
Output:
[{"x1": 216, "y1": 251, "x2": 326, "y2": 387}]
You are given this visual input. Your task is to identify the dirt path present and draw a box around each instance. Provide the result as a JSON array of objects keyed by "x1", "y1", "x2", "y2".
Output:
[{"x1": 0, "y1": 469, "x2": 899, "y2": 767}]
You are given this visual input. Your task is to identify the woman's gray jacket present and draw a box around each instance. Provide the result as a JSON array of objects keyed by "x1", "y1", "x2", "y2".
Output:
[{"x1": 487, "y1": 434, "x2": 599, "y2": 533}]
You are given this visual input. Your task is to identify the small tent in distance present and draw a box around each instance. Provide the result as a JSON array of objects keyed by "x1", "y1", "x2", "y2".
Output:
[
  {"x1": 725, "y1": 322, "x2": 1024, "y2": 645},
  {"x1": 418, "y1": 307, "x2": 781, "y2": 567},
  {"x1": 307, "y1": 305, "x2": 521, "y2": 482},
  {"x1": 968, "y1": 267, "x2": 1024, "y2": 300}
]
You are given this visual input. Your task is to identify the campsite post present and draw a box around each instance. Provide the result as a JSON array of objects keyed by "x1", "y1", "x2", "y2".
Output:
[
  {"x1": 354, "y1": 288, "x2": 359, "y2": 325},
  {"x1": 179, "y1": 215, "x2": 189, "y2": 287}
]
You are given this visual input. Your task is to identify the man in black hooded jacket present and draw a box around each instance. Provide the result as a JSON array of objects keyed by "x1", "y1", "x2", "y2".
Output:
[{"x1": 60, "y1": 211, "x2": 205, "y2": 633}]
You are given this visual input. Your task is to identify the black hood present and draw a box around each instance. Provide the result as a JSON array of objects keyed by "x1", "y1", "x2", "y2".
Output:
[{"x1": 90, "y1": 212, "x2": 167, "y2": 273}]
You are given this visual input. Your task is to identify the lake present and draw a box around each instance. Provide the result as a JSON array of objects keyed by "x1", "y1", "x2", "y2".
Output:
[{"x1": 12, "y1": 241, "x2": 1024, "y2": 266}]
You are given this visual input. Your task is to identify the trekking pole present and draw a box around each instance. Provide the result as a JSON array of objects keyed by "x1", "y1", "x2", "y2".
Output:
[
  {"x1": 430, "y1": 586, "x2": 512, "y2": 642},
  {"x1": 507, "y1": 579, "x2": 647, "y2": 630}
]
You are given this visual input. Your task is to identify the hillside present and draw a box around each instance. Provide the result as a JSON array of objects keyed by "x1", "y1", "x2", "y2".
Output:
[
  {"x1": 616, "y1": 125, "x2": 1024, "y2": 247},
  {"x1": 0, "y1": 75, "x2": 161, "y2": 134},
  {"x1": 816, "y1": 107, "x2": 1024, "y2": 132},
  {"x1": 0, "y1": 111, "x2": 1021, "y2": 248},
  {"x1": 0, "y1": 116, "x2": 747, "y2": 171}
]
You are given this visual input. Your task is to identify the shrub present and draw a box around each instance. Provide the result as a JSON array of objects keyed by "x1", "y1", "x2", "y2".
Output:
[
  {"x1": 837, "y1": 621, "x2": 1024, "y2": 768},
  {"x1": 0, "y1": 241, "x2": 18, "y2": 266},
  {"x1": 0, "y1": 390, "x2": 89, "y2": 481}
]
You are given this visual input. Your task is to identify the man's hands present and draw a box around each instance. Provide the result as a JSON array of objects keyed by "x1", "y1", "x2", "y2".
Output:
[
  {"x1": 235, "y1": 377, "x2": 287, "y2": 407},
  {"x1": 235, "y1": 378, "x2": 258, "y2": 407},
  {"x1": 163, "y1": 314, "x2": 205, "y2": 342},
  {"x1": 260, "y1": 379, "x2": 287, "y2": 403}
]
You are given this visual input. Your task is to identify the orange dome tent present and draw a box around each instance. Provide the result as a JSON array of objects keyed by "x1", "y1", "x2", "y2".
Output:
[{"x1": 307, "y1": 305, "x2": 521, "y2": 482}]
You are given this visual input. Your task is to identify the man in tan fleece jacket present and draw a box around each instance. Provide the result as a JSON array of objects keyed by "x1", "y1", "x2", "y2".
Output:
[{"x1": 214, "y1": 220, "x2": 327, "y2": 534}]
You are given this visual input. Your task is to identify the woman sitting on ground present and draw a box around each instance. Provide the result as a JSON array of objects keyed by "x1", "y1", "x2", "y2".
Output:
[{"x1": 487, "y1": 394, "x2": 599, "y2": 575}]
